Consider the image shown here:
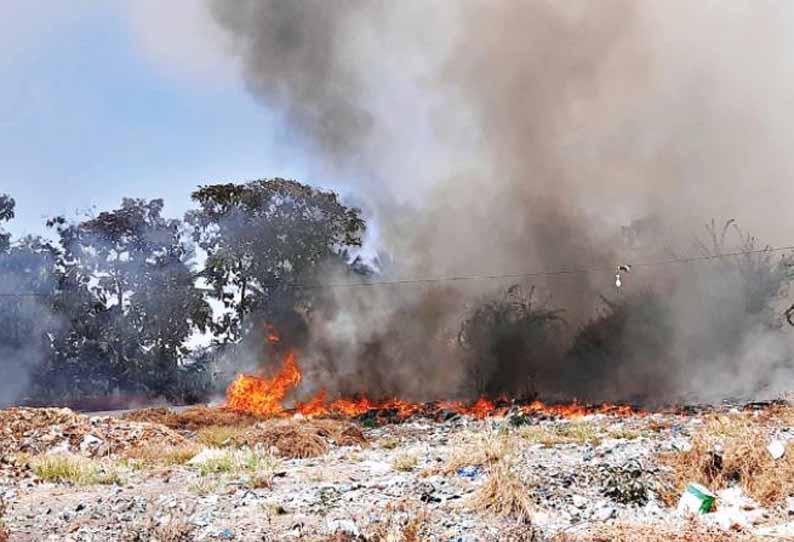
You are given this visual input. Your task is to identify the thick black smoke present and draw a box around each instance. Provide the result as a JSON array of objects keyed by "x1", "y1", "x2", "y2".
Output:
[{"x1": 207, "y1": 1, "x2": 794, "y2": 404}]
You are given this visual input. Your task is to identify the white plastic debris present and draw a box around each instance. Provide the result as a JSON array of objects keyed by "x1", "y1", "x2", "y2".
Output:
[
  {"x1": 767, "y1": 439, "x2": 786, "y2": 460},
  {"x1": 671, "y1": 438, "x2": 693, "y2": 452},
  {"x1": 326, "y1": 519, "x2": 359, "y2": 537},
  {"x1": 593, "y1": 505, "x2": 616, "y2": 521},
  {"x1": 186, "y1": 447, "x2": 226, "y2": 466},
  {"x1": 703, "y1": 507, "x2": 752, "y2": 531},
  {"x1": 677, "y1": 483, "x2": 715, "y2": 516},
  {"x1": 47, "y1": 440, "x2": 72, "y2": 455},
  {"x1": 79, "y1": 434, "x2": 103, "y2": 453}
]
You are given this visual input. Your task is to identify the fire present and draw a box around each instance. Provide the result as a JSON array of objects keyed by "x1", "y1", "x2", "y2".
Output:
[
  {"x1": 225, "y1": 327, "x2": 645, "y2": 421},
  {"x1": 226, "y1": 351, "x2": 301, "y2": 416},
  {"x1": 264, "y1": 323, "x2": 280, "y2": 344}
]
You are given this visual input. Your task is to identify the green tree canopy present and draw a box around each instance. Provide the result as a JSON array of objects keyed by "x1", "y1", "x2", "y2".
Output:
[{"x1": 186, "y1": 178, "x2": 366, "y2": 342}]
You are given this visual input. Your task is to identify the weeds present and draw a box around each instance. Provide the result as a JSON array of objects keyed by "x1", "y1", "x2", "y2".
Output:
[
  {"x1": 471, "y1": 460, "x2": 534, "y2": 525},
  {"x1": 379, "y1": 437, "x2": 400, "y2": 450},
  {"x1": 392, "y1": 453, "x2": 420, "y2": 472},
  {"x1": 195, "y1": 425, "x2": 248, "y2": 447},
  {"x1": 193, "y1": 447, "x2": 282, "y2": 487},
  {"x1": 659, "y1": 413, "x2": 794, "y2": 506},
  {"x1": 28, "y1": 453, "x2": 122, "y2": 485},
  {"x1": 424, "y1": 431, "x2": 515, "y2": 476},
  {"x1": 608, "y1": 428, "x2": 643, "y2": 441},
  {"x1": 121, "y1": 511, "x2": 195, "y2": 542},
  {"x1": 188, "y1": 477, "x2": 222, "y2": 496},
  {"x1": 517, "y1": 422, "x2": 601, "y2": 447},
  {"x1": 197, "y1": 453, "x2": 236, "y2": 476},
  {"x1": 125, "y1": 443, "x2": 201, "y2": 467},
  {"x1": 364, "y1": 500, "x2": 431, "y2": 542}
]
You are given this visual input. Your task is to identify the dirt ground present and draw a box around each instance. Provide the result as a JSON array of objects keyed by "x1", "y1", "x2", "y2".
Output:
[{"x1": 2, "y1": 405, "x2": 794, "y2": 541}]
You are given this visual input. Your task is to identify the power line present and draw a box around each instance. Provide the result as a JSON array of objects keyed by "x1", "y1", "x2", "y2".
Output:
[
  {"x1": 259, "y1": 243, "x2": 794, "y2": 289},
  {"x1": 1, "y1": 244, "x2": 794, "y2": 297}
]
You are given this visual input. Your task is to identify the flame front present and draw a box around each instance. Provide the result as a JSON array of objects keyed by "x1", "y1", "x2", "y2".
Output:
[
  {"x1": 226, "y1": 351, "x2": 301, "y2": 416},
  {"x1": 225, "y1": 328, "x2": 644, "y2": 420}
]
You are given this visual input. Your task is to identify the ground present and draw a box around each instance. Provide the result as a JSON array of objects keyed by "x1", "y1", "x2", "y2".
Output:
[{"x1": 1, "y1": 404, "x2": 794, "y2": 541}]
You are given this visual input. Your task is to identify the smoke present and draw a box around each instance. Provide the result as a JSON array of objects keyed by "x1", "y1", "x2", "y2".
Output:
[
  {"x1": 0, "y1": 237, "x2": 60, "y2": 407},
  {"x1": 205, "y1": 1, "x2": 794, "y2": 404}
]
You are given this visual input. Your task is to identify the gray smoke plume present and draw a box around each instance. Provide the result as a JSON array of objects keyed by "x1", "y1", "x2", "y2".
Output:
[{"x1": 207, "y1": 0, "x2": 794, "y2": 404}]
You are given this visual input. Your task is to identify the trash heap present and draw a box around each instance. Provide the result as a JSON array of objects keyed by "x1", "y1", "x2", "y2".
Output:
[{"x1": 0, "y1": 407, "x2": 187, "y2": 459}]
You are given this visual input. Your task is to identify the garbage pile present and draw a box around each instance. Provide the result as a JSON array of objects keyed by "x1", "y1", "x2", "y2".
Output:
[
  {"x1": 0, "y1": 407, "x2": 187, "y2": 459},
  {"x1": 231, "y1": 417, "x2": 368, "y2": 458}
]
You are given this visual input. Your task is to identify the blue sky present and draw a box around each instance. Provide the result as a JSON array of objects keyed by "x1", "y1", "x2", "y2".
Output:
[{"x1": 0, "y1": 1, "x2": 312, "y2": 239}]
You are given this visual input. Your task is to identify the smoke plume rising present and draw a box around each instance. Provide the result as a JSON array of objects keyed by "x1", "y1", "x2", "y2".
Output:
[{"x1": 206, "y1": 1, "x2": 794, "y2": 404}]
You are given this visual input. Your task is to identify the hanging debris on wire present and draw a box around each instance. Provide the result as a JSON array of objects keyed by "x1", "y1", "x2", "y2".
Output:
[{"x1": 615, "y1": 264, "x2": 631, "y2": 289}]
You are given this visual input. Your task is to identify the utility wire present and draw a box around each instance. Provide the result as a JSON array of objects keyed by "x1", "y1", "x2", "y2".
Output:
[
  {"x1": 260, "y1": 243, "x2": 794, "y2": 289},
  {"x1": 2, "y1": 244, "x2": 794, "y2": 297}
]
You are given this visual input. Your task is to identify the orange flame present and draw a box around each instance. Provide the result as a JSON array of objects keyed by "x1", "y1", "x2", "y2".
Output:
[
  {"x1": 226, "y1": 351, "x2": 301, "y2": 416},
  {"x1": 264, "y1": 323, "x2": 280, "y2": 344},
  {"x1": 225, "y1": 328, "x2": 645, "y2": 421}
]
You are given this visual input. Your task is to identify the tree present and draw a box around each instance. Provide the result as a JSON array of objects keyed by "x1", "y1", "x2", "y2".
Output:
[
  {"x1": 186, "y1": 178, "x2": 366, "y2": 342},
  {"x1": 0, "y1": 195, "x2": 61, "y2": 405},
  {"x1": 46, "y1": 198, "x2": 211, "y2": 399},
  {"x1": 0, "y1": 194, "x2": 14, "y2": 253}
]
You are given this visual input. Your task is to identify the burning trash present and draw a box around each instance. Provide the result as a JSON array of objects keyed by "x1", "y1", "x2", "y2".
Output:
[{"x1": 223, "y1": 326, "x2": 645, "y2": 424}]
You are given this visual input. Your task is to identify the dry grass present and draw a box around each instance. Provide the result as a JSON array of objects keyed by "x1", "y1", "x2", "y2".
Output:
[
  {"x1": 195, "y1": 424, "x2": 249, "y2": 447},
  {"x1": 28, "y1": 453, "x2": 122, "y2": 485},
  {"x1": 124, "y1": 443, "x2": 201, "y2": 467},
  {"x1": 123, "y1": 405, "x2": 260, "y2": 431},
  {"x1": 364, "y1": 500, "x2": 431, "y2": 542},
  {"x1": 0, "y1": 497, "x2": 9, "y2": 542},
  {"x1": 646, "y1": 419, "x2": 675, "y2": 433},
  {"x1": 517, "y1": 422, "x2": 601, "y2": 447},
  {"x1": 379, "y1": 437, "x2": 400, "y2": 449},
  {"x1": 121, "y1": 512, "x2": 195, "y2": 542},
  {"x1": 753, "y1": 402, "x2": 794, "y2": 426},
  {"x1": 659, "y1": 413, "x2": 794, "y2": 506},
  {"x1": 392, "y1": 452, "x2": 420, "y2": 472},
  {"x1": 231, "y1": 418, "x2": 367, "y2": 459},
  {"x1": 188, "y1": 477, "x2": 222, "y2": 496},
  {"x1": 193, "y1": 447, "x2": 281, "y2": 483},
  {"x1": 553, "y1": 521, "x2": 754, "y2": 542},
  {"x1": 423, "y1": 431, "x2": 515, "y2": 476},
  {"x1": 471, "y1": 461, "x2": 535, "y2": 525},
  {"x1": 608, "y1": 428, "x2": 643, "y2": 440}
]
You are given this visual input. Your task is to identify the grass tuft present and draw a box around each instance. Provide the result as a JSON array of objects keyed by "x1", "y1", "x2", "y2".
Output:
[
  {"x1": 517, "y1": 422, "x2": 601, "y2": 447},
  {"x1": 392, "y1": 453, "x2": 420, "y2": 472},
  {"x1": 424, "y1": 431, "x2": 515, "y2": 477},
  {"x1": 194, "y1": 447, "x2": 281, "y2": 483},
  {"x1": 471, "y1": 460, "x2": 534, "y2": 525},
  {"x1": 659, "y1": 412, "x2": 794, "y2": 507},
  {"x1": 29, "y1": 453, "x2": 122, "y2": 485},
  {"x1": 364, "y1": 500, "x2": 431, "y2": 542},
  {"x1": 124, "y1": 443, "x2": 201, "y2": 467},
  {"x1": 121, "y1": 512, "x2": 195, "y2": 542},
  {"x1": 195, "y1": 425, "x2": 249, "y2": 447}
]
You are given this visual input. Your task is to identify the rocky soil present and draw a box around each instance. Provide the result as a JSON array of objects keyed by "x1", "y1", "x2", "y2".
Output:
[{"x1": 1, "y1": 405, "x2": 794, "y2": 541}]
